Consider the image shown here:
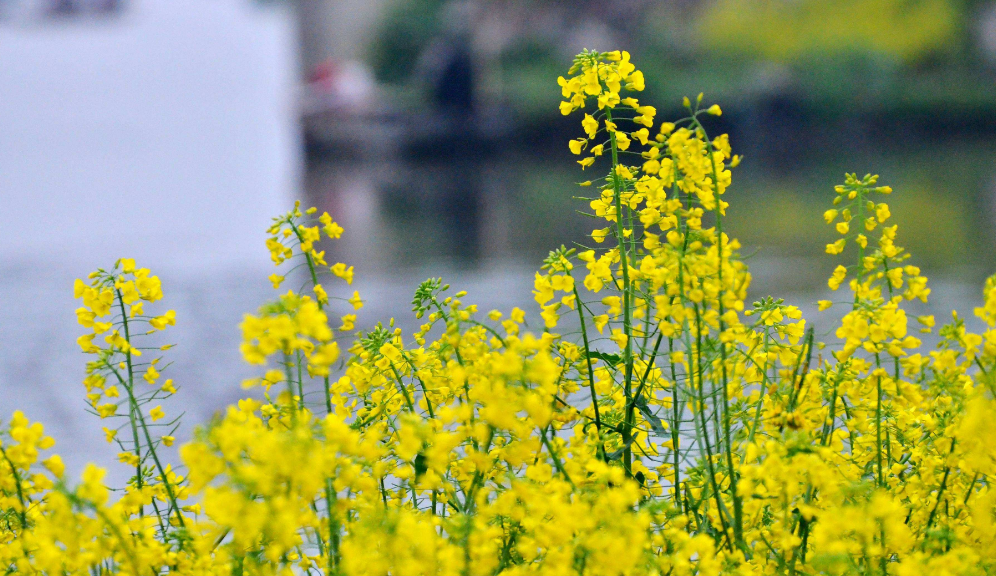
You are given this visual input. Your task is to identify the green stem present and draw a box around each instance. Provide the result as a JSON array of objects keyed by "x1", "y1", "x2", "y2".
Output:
[
  {"x1": 693, "y1": 304, "x2": 734, "y2": 549},
  {"x1": 742, "y1": 336, "x2": 770, "y2": 464},
  {"x1": 109, "y1": 363, "x2": 187, "y2": 530},
  {"x1": 297, "y1": 350, "x2": 306, "y2": 412},
  {"x1": 605, "y1": 107, "x2": 636, "y2": 476},
  {"x1": 631, "y1": 332, "x2": 665, "y2": 407},
  {"x1": 291, "y1": 221, "x2": 335, "y2": 415},
  {"x1": 572, "y1": 283, "x2": 605, "y2": 458},
  {"x1": 389, "y1": 365, "x2": 416, "y2": 412},
  {"x1": 79, "y1": 494, "x2": 144, "y2": 575},
  {"x1": 540, "y1": 426, "x2": 576, "y2": 489},
  {"x1": 874, "y1": 354, "x2": 884, "y2": 489},
  {"x1": 401, "y1": 351, "x2": 435, "y2": 419},
  {"x1": 0, "y1": 446, "x2": 28, "y2": 530},
  {"x1": 924, "y1": 439, "x2": 957, "y2": 531},
  {"x1": 820, "y1": 372, "x2": 842, "y2": 447},
  {"x1": 114, "y1": 291, "x2": 145, "y2": 511},
  {"x1": 854, "y1": 187, "x2": 867, "y2": 302},
  {"x1": 963, "y1": 473, "x2": 980, "y2": 507},
  {"x1": 325, "y1": 484, "x2": 340, "y2": 574},
  {"x1": 283, "y1": 354, "x2": 298, "y2": 428},
  {"x1": 692, "y1": 112, "x2": 744, "y2": 547},
  {"x1": 668, "y1": 337, "x2": 682, "y2": 514}
]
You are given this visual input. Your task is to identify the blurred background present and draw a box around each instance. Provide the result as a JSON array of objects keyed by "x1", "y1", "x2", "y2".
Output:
[{"x1": 2, "y1": 0, "x2": 994, "y2": 476}]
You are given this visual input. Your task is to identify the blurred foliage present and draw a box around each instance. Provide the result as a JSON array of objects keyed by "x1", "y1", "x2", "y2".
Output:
[
  {"x1": 498, "y1": 41, "x2": 565, "y2": 119},
  {"x1": 723, "y1": 141, "x2": 993, "y2": 274},
  {"x1": 364, "y1": 0, "x2": 996, "y2": 122},
  {"x1": 698, "y1": 0, "x2": 961, "y2": 63},
  {"x1": 368, "y1": 0, "x2": 446, "y2": 84}
]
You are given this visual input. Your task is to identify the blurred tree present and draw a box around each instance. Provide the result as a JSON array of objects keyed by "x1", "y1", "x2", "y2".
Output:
[
  {"x1": 368, "y1": 0, "x2": 446, "y2": 83},
  {"x1": 361, "y1": 0, "x2": 994, "y2": 127}
]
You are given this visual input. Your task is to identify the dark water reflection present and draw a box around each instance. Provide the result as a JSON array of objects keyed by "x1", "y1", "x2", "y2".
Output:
[{"x1": 306, "y1": 138, "x2": 996, "y2": 296}]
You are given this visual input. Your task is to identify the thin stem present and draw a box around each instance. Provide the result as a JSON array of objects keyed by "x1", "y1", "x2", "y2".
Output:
[
  {"x1": 388, "y1": 364, "x2": 416, "y2": 413},
  {"x1": 540, "y1": 426, "x2": 576, "y2": 490},
  {"x1": 291, "y1": 221, "x2": 335, "y2": 415},
  {"x1": 693, "y1": 304, "x2": 735, "y2": 549},
  {"x1": 692, "y1": 111, "x2": 744, "y2": 547},
  {"x1": 875, "y1": 369, "x2": 884, "y2": 489},
  {"x1": 0, "y1": 446, "x2": 28, "y2": 530},
  {"x1": 668, "y1": 337, "x2": 682, "y2": 514},
  {"x1": 924, "y1": 439, "x2": 957, "y2": 531},
  {"x1": 325, "y1": 483, "x2": 340, "y2": 574},
  {"x1": 114, "y1": 291, "x2": 145, "y2": 511},
  {"x1": 572, "y1": 283, "x2": 605, "y2": 458},
  {"x1": 605, "y1": 107, "x2": 636, "y2": 475},
  {"x1": 109, "y1": 363, "x2": 187, "y2": 530}
]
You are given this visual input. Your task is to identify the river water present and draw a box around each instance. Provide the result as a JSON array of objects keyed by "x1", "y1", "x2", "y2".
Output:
[{"x1": 2, "y1": 1, "x2": 995, "y2": 483}]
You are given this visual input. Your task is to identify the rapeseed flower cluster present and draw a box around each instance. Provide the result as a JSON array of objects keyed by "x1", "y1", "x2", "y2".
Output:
[{"x1": 2, "y1": 50, "x2": 995, "y2": 576}]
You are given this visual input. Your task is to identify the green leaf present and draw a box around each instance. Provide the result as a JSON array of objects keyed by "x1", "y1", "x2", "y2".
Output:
[{"x1": 584, "y1": 350, "x2": 622, "y2": 366}]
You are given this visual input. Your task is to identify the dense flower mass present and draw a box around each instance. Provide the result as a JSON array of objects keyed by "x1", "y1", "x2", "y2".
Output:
[{"x1": 2, "y1": 50, "x2": 996, "y2": 575}]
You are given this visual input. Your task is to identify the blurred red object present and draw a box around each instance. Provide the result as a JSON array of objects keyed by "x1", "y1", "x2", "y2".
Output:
[{"x1": 301, "y1": 59, "x2": 375, "y2": 116}]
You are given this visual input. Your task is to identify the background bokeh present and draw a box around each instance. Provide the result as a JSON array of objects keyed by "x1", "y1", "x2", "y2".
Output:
[{"x1": 2, "y1": 0, "x2": 994, "y2": 478}]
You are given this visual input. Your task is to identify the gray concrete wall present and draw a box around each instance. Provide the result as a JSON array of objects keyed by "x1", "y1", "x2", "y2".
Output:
[{"x1": 296, "y1": 0, "x2": 389, "y2": 72}]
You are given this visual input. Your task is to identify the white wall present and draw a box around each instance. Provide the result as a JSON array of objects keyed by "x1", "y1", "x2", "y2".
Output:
[
  {"x1": 0, "y1": 0, "x2": 301, "y2": 481},
  {"x1": 0, "y1": 0, "x2": 300, "y2": 272}
]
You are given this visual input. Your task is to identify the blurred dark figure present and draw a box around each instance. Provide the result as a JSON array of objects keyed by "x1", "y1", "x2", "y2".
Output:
[
  {"x1": 48, "y1": 0, "x2": 74, "y2": 14},
  {"x1": 364, "y1": 0, "x2": 515, "y2": 156},
  {"x1": 756, "y1": 94, "x2": 808, "y2": 169},
  {"x1": 432, "y1": 37, "x2": 475, "y2": 119},
  {"x1": 404, "y1": 0, "x2": 487, "y2": 155},
  {"x1": 49, "y1": 0, "x2": 120, "y2": 15},
  {"x1": 418, "y1": 1, "x2": 477, "y2": 120}
]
